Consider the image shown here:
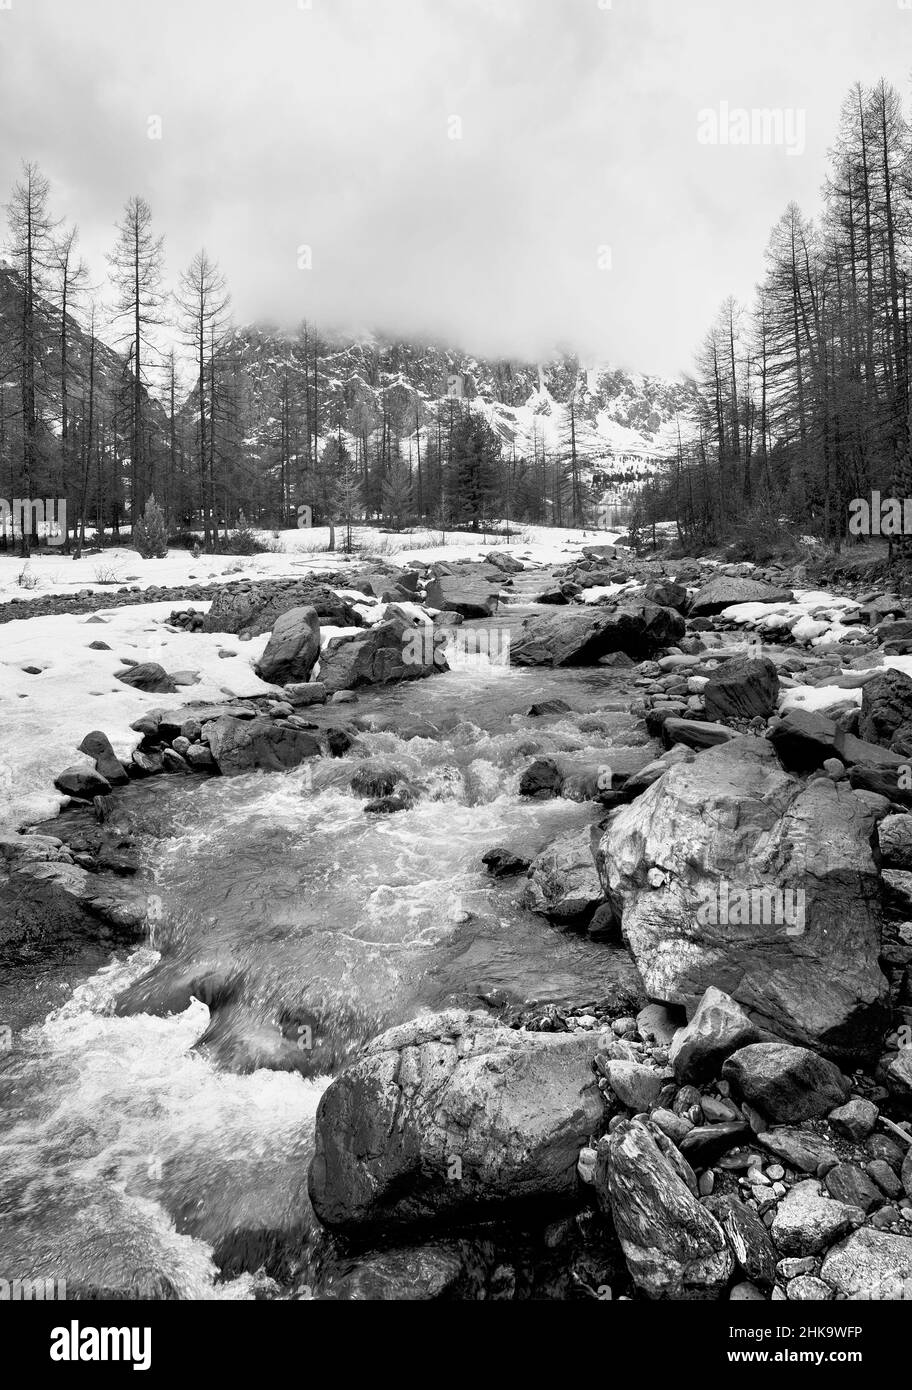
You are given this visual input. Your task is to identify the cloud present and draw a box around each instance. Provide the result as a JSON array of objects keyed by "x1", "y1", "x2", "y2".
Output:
[{"x1": 1, "y1": 0, "x2": 910, "y2": 375}]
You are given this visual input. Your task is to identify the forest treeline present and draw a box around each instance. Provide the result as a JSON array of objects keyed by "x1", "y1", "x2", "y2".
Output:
[
  {"x1": 638, "y1": 77, "x2": 912, "y2": 558},
  {"x1": 0, "y1": 167, "x2": 596, "y2": 554}
]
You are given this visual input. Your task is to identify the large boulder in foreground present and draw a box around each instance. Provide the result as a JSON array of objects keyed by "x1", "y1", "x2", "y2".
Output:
[
  {"x1": 596, "y1": 1119, "x2": 733, "y2": 1300},
  {"x1": 308, "y1": 1010, "x2": 604, "y2": 1232},
  {"x1": 688, "y1": 576, "x2": 795, "y2": 618},
  {"x1": 254, "y1": 606, "x2": 321, "y2": 685},
  {"x1": 318, "y1": 616, "x2": 445, "y2": 692},
  {"x1": 510, "y1": 599, "x2": 684, "y2": 667},
  {"x1": 597, "y1": 736, "x2": 888, "y2": 1061}
]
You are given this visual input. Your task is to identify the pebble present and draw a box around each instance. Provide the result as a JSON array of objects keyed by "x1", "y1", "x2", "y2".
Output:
[
  {"x1": 767, "y1": 1165, "x2": 785, "y2": 1182},
  {"x1": 698, "y1": 1171, "x2": 715, "y2": 1196}
]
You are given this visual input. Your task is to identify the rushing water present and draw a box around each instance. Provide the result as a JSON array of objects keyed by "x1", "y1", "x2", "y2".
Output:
[{"x1": 0, "y1": 607, "x2": 650, "y2": 1298}]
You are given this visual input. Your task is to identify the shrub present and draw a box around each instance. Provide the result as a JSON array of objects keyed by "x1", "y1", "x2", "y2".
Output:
[{"x1": 133, "y1": 496, "x2": 169, "y2": 559}]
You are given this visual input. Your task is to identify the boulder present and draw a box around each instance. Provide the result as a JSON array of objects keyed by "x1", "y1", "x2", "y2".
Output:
[
  {"x1": 820, "y1": 1227, "x2": 912, "y2": 1299},
  {"x1": 878, "y1": 814, "x2": 912, "y2": 870},
  {"x1": 756, "y1": 1128, "x2": 838, "y2": 1175},
  {"x1": 703, "y1": 657, "x2": 780, "y2": 723},
  {"x1": 689, "y1": 576, "x2": 795, "y2": 618},
  {"x1": 596, "y1": 1119, "x2": 733, "y2": 1299},
  {"x1": 522, "y1": 828, "x2": 604, "y2": 928},
  {"x1": 318, "y1": 617, "x2": 445, "y2": 693},
  {"x1": 669, "y1": 987, "x2": 763, "y2": 1083},
  {"x1": 722, "y1": 1044, "x2": 850, "y2": 1123},
  {"x1": 204, "y1": 716, "x2": 322, "y2": 776},
  {"x1": 53, "y1": 766, "x2": 112, "y2": 801},
  {"x1": 603, "y1": 1061, "x2": 664, "y2": 1112},
  {"x1": 205, "y1": 581, "x2": 361, "y2": 637},
  {"x1": 598, "y1": 736, "x2": 889, "y2": 1061},
  {"x1": 768, "y1": 708, "x2": 905, "y2": 775},
  {"x1": 424, "y1": 575, "x2": 500, "y2": 618},
  {"x1": 859, "y1": 668, "x2": 912, "y2": 749},
  {"x1": 828, "y1": 1098, "x2": 879, "y2": 1142},
  {"x1": 254, "y1": 606, "x2": 321, "y2": 685},
  {"x1": 77, "y1": 730, "x2": 128, "y2": 787},
  {"x1": 308, "y1": 1010, "x2": 604, "y2": 1231},
  {"x1": 644, "y1": 580, "x2": 688, "y2": 614},
  {"x1": 771, "y1": 1181, "x2": 864, "y2": 1256},
  {"x1": 510, "y1": 600, "x2": 684, "y2": 667},
  {"x1": 114, "y1": 662, "x2": 177, "y2": 694}
]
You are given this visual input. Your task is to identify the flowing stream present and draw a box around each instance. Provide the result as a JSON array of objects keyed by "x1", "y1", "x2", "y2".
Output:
[{"x1": 0, "y1": 604, "x2": 650, "y2": 1299}]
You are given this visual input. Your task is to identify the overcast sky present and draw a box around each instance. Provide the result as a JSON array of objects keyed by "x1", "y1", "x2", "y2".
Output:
[{"x1": 1, "y1": 0, "x2": 910, "y2": 377}]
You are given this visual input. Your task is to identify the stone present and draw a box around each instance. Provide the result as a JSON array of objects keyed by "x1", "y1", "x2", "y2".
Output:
[
  {"x1": 424, "y1": 575, "x2": 500, "y2": 618},
  {"x1": 768, "y1": 708, "x2": 905, "y2": 775},
  {"x1": 661, "y1": 718, "x2": 738, "y2": 751},
  {"x1": 730, "y1": 1282, "x2": 766, "y2": 1300},
  {"x1": 645, "y1": 580, "x2": 688, "y2": 613},
  {"x1": 53, "y1": 766, "x2": 112, "y2": 801},
  {"x1": 704, "y1": 1194, "x2": 777, "y2": 1288},
  {"x1": 77, "y1": 730, "x2": 128, "y2": 786},
  {"x1": 254, "y1": 606, "x2": 321, "y2": 685},
  {"x1": 824, "y1": 1163, "x2": 883, "y2": 1213},
  {"x1": 771, "y1": 1181, "x2": 864, "y2": 1256},
  {"x1": 669, "y1": 987, "x2": 763, "y2": 1083},
  {"x1": 859, "y1": 668, "x2": 912, "y2": 748},
  {"x1": 510, "y1": 599, "x2": 684, "y2": 667},
  {"x1": 596, "y1": 1119, "x2": 733, "y2": 1299},
  {"x1": 316, "y1": 1241, "x2": 490, "y2": 1301},
  {"x1": 688, "y1": 576, "x2": 795, "y2": 617},
  {"x1": 820, "y1": 1227, "x2": 912, "y2": 1300},
  {"x1": 723, "y1": 1045, "x2": 850, "y2": 1124},
  {"x1": 205, "y1": 580, "x2": 361, "y2": 637},
  {"x1": 481, "y1": 847, "x2": 531, "y2": 878},
  {"x1": 679, "y1": 1122, "x2": 751, "y2": 1168},
  {"x1": 114, "y1": 662, "x2": 177, "y2": 694},
  {"x1": 599, "y1": 736, "x2": 888, "y2": 1062},
  {"x1": 828, "y1": 1097, "x2": 879, "y2": 1142},
  {"x1": 603, "y1": 1061, "x2": 664, "y2": 1112},
  {"x1": 319, "y1": 616, "x2": 445, "y2": 693},
  {"x1": 878, "y1": 815, "x2": 912, "y2": 870},
  {"x1": 881, "y1": 1047, "x2": 912, "y2": 1103},
  {"x1": 650, "y1": 1108, "x2": 694, "y2": 1146},
  {"x1": 522, "y1": 829, "x2": 604, "y2": 929},
  {"x1": 867, "y1": 1160, "x2": 903, "y2": 1200},
  {"x1": 703, "y1": 656, "x2": 781, "y2": 723},
  {"x1": 308, "y1": 1010, "x2": 604, "y2": 1231},
  {"x1": 204, "y1": 716, "x2": 322, "y2": 776},
  {"x1": 756, "y1": 1128, "x2": 839, "y2": 1175},
  {"x1": 787, "y1": 1276, "x2": 833, "y2": 1301},
  {"x1": 637, "y1": 1003, "x2": 680, "y2": 1046},
  {"x1": 518, "y1": 758, "x2": 564, "y2": 799}
]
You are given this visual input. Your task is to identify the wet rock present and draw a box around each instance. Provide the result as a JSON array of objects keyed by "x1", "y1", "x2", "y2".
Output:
[
  {"x1": 204, "y1": 716, "x2": 322, "y2": 776},
  {"x1": 661, "y1": 718, "x2": 738, "y2": 751},
  {"x1": 599, "y1": 736, "x2": 889, "y2": 1062},
  {"x1": 308, "y1": 1009, "x2": 604, "y2": 1231},
  {"x1": 637, "y1": 1002, "x2": 680, "y2": 1047},
  {"x1": 254, "y1": 606, "x2": 321, "y2": 685},
  {"x1": 771, "y1": 1181, "x2": 864, "y2": 1256},
  {"x1": 350, "y1": 765, "x2": 404, "y2": 799},
  {"x1": 669, "y1": 987, "x2": 763, "y2": 1084},
  {"x1": 522, "y1": 829, "x2": 605, "y2": 929},
  {"x1": 317, "y1": 1242, "x2": 492, "y2": 1301},
  {"x1": 703, "y1": 656, "x2": 781, "y2": 723},
  {"x1": 787, "y1": 1275, "x2": 833, "y2": 1301},
  {"x1": 596, "y1": 1118, "x2": 733, "y2": 1299},
  {"x1": 722, "y1": 1045, "x2": 850, "y2": 1124},
  {"x1": 319, "y1": 616, "x2": 444, "y2": 693},
  {"x1": 519, "y1": 758, "x2": 564, "y2": 800},
  {"x1": 679, "y1": 1122, "x2": 751, "y2": 1168},
  {"x1": 482, "y1": 848, "x2": 532, "y2": 878},
  {"x1": 77, "y1": 730, "x2": 129, "y2": 787},
  {"x1": 364, "y1": 793, "x2": 414, "y2": 815},
  {"x1": 510, "y1": 599, "x2": 684, "y2": 667},
  {"x1": 53, "y1": 766, "x2": 112, "y2": 801},
  {"x1": 820, "y1": 1226, "x2": 912, "y2": 1299}
]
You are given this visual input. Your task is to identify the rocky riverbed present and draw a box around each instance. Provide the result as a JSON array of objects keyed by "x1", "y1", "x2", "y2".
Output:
[{"x1": 4, "y1": 539, "x2": 912, "y2": 1300}]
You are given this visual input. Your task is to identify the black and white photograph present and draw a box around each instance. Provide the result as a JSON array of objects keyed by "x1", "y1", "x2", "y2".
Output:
[{"x1": 1, "y1": 0, "x2": 912, "y2": 1364}]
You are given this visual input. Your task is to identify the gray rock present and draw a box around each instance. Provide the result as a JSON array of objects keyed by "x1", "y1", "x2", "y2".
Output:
[
  {"x1": 319, "y1": 617, "x2": 445, "y2": 693},
  {"x1": 820, "y1": 1227, "x2": 912, "y2": 1299},
  {"x1": 254, "y1": 606, "x2": 321, "y2": 685},
  {"x1": 308, "y1": 1010, "x2": 604, "y2": 1231},
  {"x1": 771, "y1": 1180, "x2": 864, "y2": 1256},
  {"x1": 204, "y1": 716, "x2": 321, "y2": 776},
  {"x1": 522, "y1": 829, "x2": 604, "y2": 928},
  {"x1": 688, "y1": 576, "x2": 795, "y2": 617},
  {"x1": 723, "y1": 1044, "x2": 850, "y2": 1124},
  {"x1": 510, "y1": 599, "x2": 684, "y2": 667},
  {"x1": 603, "y1": 1061, "x2": 664, "y2": 1112},
  {"x1": 599, "y1": 736, "x2": 888, "y2": 1062},
  {"x1": 878, "y1": 815, "x2": 912, "y2": 870},
  {"x1": 424, "y1": 575, "x2": 500, "y2": 618},
  {"x1": 669, "y1": 987, "x2": 763, "y2": 1083},
  {"x1": 114, "y1": 661, "x2": 177, "y2": 694},
  {"x1": 704, "y1": 1194, "x2": 777, "y2": 1288},
  {"x1": 53, "y1": 765, "x2": 112, "y2": 800},
  {"x1": 703, "y1": 656, "x2": 781, "y2": 723},
  {"x1": 828, "y1": 1098, "x2": 879, "y2": 1142},
  {"x1": 824, "y1": 1163, "x2": 883, "y2": 1213},
  {"x1": 596, "y1": 1118, "x2": 733, "y2": 1299}
]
